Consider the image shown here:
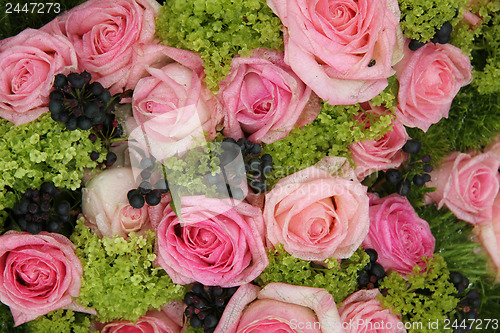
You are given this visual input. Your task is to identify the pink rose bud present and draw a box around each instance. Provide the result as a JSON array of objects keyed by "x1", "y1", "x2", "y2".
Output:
[
  {"x1": 426, "y1": 151, "x2": 500, "y2": 225},
  {"x1": 363, "y1": 194, "x2": 435, "y2": 275},
  {"x1": 266, "y1": 0, "x2": 404, "y2": 104},
  {"x1": 0, "y1": 29, "x2": 78, "y2": 125},
  {"x1": 219, "y1": 48, "x2": 320, "y2": 144},
  {"x1": 264, "y1": 157, "x2": 370, "y2": 261},
  {"x1": 0, "y1": 232, "x2": 83, "y2": 326},
  {"x1": 394, "y1": 40, "x2": 472, "y2": 131}
]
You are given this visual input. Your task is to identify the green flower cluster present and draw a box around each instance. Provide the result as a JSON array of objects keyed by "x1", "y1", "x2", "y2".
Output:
[
  {"x1": 155, "y1": 0, "x2": 283, "y2": 91},
  {"x1": 70, "y1": 220, "x2": 185, "y2": 322},
  {"x1": 257, "y1": 245, "x2": 370, "y2": 305},
  {"x1": 379, "y1": 255, "x2": 458, "y2": 333},
  {"x1": 263, "y1": 102, "x2": 393, "y2": 185},
  {"x1": 0, "y1": 113, "x2": 106, "y2": 232},
  {"x1": 398, "y1": 0, "x2": 468, "y2": 42}
]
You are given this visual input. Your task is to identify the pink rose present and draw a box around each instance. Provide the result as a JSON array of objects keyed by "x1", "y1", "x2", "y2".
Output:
[
  {"x1": 215, "y1": 283, "x2": 343, "y2": 333},
  {"x1": 263, "y1": 157, "x2": 370, "y2": 261},
  {"x1": 100, "y1": 302, "x2": 184, "y2": 333},
  {"x1": 0, "y1": 29, "x2": 77, "y2": 125},
  {"x1": 82, "y1": 167, "x2": 150, "y2": 238},
  {"x1": 426, "y1": 152, "x2": 500, "y2": 225},
  {"x1": 363, "y1": 194, "x2": 435, "y2": 275},
  {"x1": 473, "y1": 194, "x2": 500, "y2": 283},
  {"x1": 267, "y1": 0, "x2": 403, "y2": 104},
  {"x1": 131, "y1": 46, "x2": 219, "y2": 160},
  {"x1": 339, "y1": 289, "x2": 405, "y2": 333},
  {"x1": 45, "y1": 0, "x2": 160, "y2": 94},
  {"x1": 349, "y1": 104, "x2": 409, "y2": 180},
  {"x1": 219, "y1": 48, "x2": 320, "y2": 144},
  {"x1": 394, "y1": 40, "x2": 472, "y2": 131},
  {"x1": 154, "y1": 196, "x2": 268, "y2": 287},
  {"x1": 0, "y1": 232, "x2": 83, "y2": 326}
]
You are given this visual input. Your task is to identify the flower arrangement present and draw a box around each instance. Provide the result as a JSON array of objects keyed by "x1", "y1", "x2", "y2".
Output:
[{"x1": 1, "y1": 0, "x2": 500, "y2": 332}]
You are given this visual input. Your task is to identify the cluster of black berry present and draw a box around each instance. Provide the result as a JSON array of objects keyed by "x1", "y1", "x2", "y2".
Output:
[
  {"x1": 12, "y1": 182, "x2": 73, "y2": 235},
  {"x1": 448, "y1": 271, "x2": 481, "y2": 332},
  {"x1": 357, "y1": 249, "x2": 386, "y2": 289},
  {"x1": 127, "y1": 157, "x2": 167, "y2": 209},
  {"x1": 232, "y1": 138, "x2": 273, "y2": 194},
  {"x1": 409, "y1": 21, "x2": 453, "y2": 51},
  {"x1": 184, "y1": 283, "x2": 238, "y2": 333},
  {"x1": 49, "y1": 72, "x2": 116, "y2": 132},
  {"x1": 385, "y1": 139, "x2": 433, "y2": 196},
  {"x1": 90, "y1": 151, "x2": 118, "y2": 168}
]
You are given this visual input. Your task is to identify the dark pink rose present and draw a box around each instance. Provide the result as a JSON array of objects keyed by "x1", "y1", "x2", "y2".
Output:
[
  {"x1": 0, "y1": 232, "x2": 83, "y2": 326},
  {"x1": 349, "y1": 104, "x2": 409, "y2": 180},
  {"x1": 339, "y1": 289, "x2": 405, "y2": 333},
  {"x1": 131, "y1": 46, "x2": 219, "y2": 160},
  {"x1": 426, "y1": 152, "x2": 500, "y2": 225},
  {"x1": 100, "y1": 301, "x2": 184, "y2": 333},
  {"x1": 264, "y1": 157, "x2": 370, "y2": 261},
  {"x1": 219, "y1": 48, "x2": 320, "y2": 144},
  {"x1": 363, "y1": 194, "x2": 435, "y2": 275},
  {"x1": 44, "y1": 0, "x2": 160, "y2": 95},
  {"x1": 267, "y1": 0, "x2": 404, "y2": 104},
  {"x1": 154, "y1": 196, "x2": 268, "y2": 287},
  {"x1": 394, "y1": 40, "x2": 472, "y2": 131},
  {"x1": 215, "y1": 283, "x2": 343, "y2": 333},
  {"x1": 0, "y1": 29, "x2": 77, "y2": 125}
]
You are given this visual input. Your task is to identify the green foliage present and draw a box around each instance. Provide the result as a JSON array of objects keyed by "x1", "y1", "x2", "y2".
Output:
[
  {"x1": 0, "y1": 301, "x2": 15, "y2": 332},
  {"x1": 183, "y1": 326, "x2": 204, "y2": 333},
  {"x1": 0, "y1": 113, "x2": 106, "y2": 232},
  {"x1": 0, "y1": 0, "x2": 86, "y2": 40},
  {"x1": 155, "y1": 0, "x2": 283, "y2": 91},
  {"x1": 70, "y1": 219, "x2": 185, "y2": 322},
  {"x1": 263, "y1": 102, "x2": 393, "y2": 185},
  {"x1": 369, "y1": 75, "x2": 400, "y2": 111},
  {"x1": 21, "y1": 310, "x2": 92, "y2": 333},
  {"x1": 398, "y1": 0, "x2": 468, "y2": 42},
  {"x1": 475, "y1": 280, "x2": 500, "y2": 332},
  {"x1": 257, "y1": 245, "x2": 370, "y2": 304},
  {"x1": 379, "y1": 255, "x2": 459, "y2": 333}
]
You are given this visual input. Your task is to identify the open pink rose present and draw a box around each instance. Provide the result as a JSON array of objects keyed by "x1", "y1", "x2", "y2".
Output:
[
  {"x1": 363, "y1": 194, "x2": 435, "y2": 275},
  {"x1": 426, "y1": 152, "x2": 500, "y2": 225},
  {"x1": 349, "y1": 104, "x2": 409, "y2": 180},
  {"x1": 264, "y1": 157, "x2": 370, "y2": 261},
  {"x1": 100, "y1": 301, "x2": 184, "y2": 333},
  {"x1": 267, "y1": 0, "x2": 403, "y2": 104},
  {"x1": 82, "y1": 167, "x2": 150, "y2": 238},
  {"x1": 215, "y1": 283, "x2": 343, "y2": 333},
  {"x1": 131, "y1": 46, "x2": 219, "y2": 160},
  {"x1": 0, "y1": 232, "x2": 83, "y2": 326},
  {"x1": 339, "y1": 289, "x2": 405, "y2": 333},
  {"x1": 154, "y1": 196, "x2": 268, "y2": 287},
  {"x1": 44, "y1": 0, "x2": 160, "y2": 94},
  {"x1": 219, "y1": 48, "x2": 320, "y2": 144},
  {"x1": 0, "y1": 28, "x2": 77, "y2": 125},
  {"x1": 394, "y1": 40, "x2": 472, "y2": 131},
  {"x1": 473, "y1": 194, "x2": 500, "y2": 283}
]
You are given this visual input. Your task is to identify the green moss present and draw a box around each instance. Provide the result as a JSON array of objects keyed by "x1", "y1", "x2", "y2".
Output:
[
  {"x1": 257, "y1": 245, "x2": 370, "y2": 305},
  {"x1": 155, "y1": 0, "x2": 283, "y2": 91},
  {"x1": 70, "y1": 219, "x2": 185, "y2": 322}
]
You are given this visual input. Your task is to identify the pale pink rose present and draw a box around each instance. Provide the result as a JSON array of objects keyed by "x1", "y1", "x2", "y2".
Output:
[
  {"x1": 473, "y1": 194, "x2": 500, "y2": 283},
  {"x1": 82, "y1": 167, "x2": 150, "y2": 238},
  {"x1": 263, "y1": 157, "x2": 370, "y2": 261},
  {"x1": 100, "y1": 301, "x2": 184, "y2": 333},
  {"x1": 363, "y1": 194, "x2": 435, "y2": 275},
  {"x1": 0, "y1": 29, "x2": 77, "y2": 125},
  {"x1": 131, "y1": 47, "x2": 219, "y2": 160},
  {"x1": 154, "y1": 196, "x2": 268, "y2": 287},
  {"x1": 267, "y1": 0, "x2": 403, "y2": 105},
  {"x1": 215, "y1": 283, "x2": 343, "y2": 333},
  {"x1": 349, "y1": 104, "x2": 409, "y2": 180},
  {"x1": 219, "y1": 48, "x2": 320, "y2": 144},
  {"x1": 0, "y1": 232, "x2": 83, "y2": 326},
  {"x1": 44, "y1": 0, "x2": 160, "y2": 95},
  {"x1": 394, "y1": 40, "x2": 472, "y2": 131},
  {"x1": 339, "y1": 289, "x2": 405, "y2": 333},
  {"x1": 426, "y1": 152, "x2": 500, "y2": 225}
]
